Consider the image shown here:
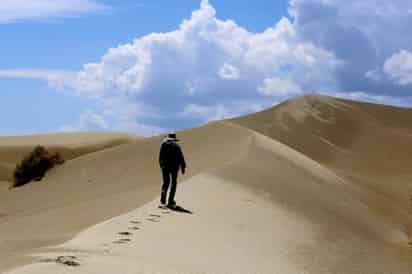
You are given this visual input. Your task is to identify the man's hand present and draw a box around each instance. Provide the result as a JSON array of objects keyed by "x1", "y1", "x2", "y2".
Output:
[{"x1": 181, "y1": 167, "x2": 186, "y2": 174}]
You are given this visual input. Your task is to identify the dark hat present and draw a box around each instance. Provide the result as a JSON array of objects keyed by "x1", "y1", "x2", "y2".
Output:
[{"x1": 167, "y1": 132, "x2": 179, "y2": 141}]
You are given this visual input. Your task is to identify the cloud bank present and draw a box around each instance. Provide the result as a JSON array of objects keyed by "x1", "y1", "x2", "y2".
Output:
[
  {"x1": 0, "y1": 0, "x2": 108, "y2": 22},
  {"x1": 2, "y1": 0, "x2": 412, "y2": 135},
  {"x1": 289, "y1": 0, "x2": 412, "y2": 94}
]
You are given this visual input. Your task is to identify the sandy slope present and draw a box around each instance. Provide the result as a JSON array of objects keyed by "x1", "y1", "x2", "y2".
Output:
[
  {"x1": 2, "y1": 95, "x2": 412, "y2": 273},
  {"x1": 0, "y1": 132, "x2": 139, "y2": 182},
  {"x1": 0, "y1": 122, "x2": 252, "y2": 271},
  {"x1": 230, "y1": 94, "x2": 412, "y2": 246}
]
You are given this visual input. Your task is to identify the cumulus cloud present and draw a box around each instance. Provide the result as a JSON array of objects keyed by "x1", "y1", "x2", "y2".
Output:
[
  {"x1": 0, "y1": 0, "x2": 108, "y2": 23},
  {"x1": 53, "y1": 2, "x2": 338, "y2": 100},
  {"x1": 3, "y1": 0, "x2": 339, "y2": 135},
  {"x1": 289, "y1": 0, "x2": 412, "y2": 93},
  {"x1": 383, "y1": 49, "x2": 412, "y2": 85},
  {"x1": 258, "y1": 77, "x2": 303, "y2": 96},
  {"x1": 2, "y1": 0, "x2": 412, "y2": 135}
]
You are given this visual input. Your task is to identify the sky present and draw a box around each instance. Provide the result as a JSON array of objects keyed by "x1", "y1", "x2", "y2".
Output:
[{"x1": 0, "y1": 0, "x2": 412, "y2": 136}]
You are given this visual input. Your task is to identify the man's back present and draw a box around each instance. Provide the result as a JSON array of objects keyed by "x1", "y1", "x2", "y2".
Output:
[{"x1": 159, "y1": 139, "x2": 186, "y2": 170}]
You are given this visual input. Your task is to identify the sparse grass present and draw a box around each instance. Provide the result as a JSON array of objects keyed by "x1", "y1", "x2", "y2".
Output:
[{"x1": 12, "y1": 146, "x2": 64, "y2": 188}]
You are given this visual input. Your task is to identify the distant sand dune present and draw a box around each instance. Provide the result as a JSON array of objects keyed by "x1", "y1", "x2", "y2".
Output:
[
  {"x1": 0, "y1": 132, "x2": 139, "y2": 182},
  {"x1": 2, "y1": 95, "x2": 412, "y2": 273}
]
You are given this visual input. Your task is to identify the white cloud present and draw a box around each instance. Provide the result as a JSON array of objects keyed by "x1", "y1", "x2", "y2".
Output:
[
  {"x1": 0, "y1": 0, "x2": 108, "y2": 23},
  {"x1": 111, "y1": 122, "x2": 167, "y2": 137},
  {"x1": 60, "y1": 110, "x2": 108, "y2": 132},
  {"x1": 289, "y1": 0, "x2": 412, "y2": 93},
  {"x1": 383, "y1": 49, "x2": 412, "y2": 85},
  {"x1": 2, "y1": 0, "x2": 339, "y2": 135},
  {"x1": 365, "y1": 69, "x2": 382, "y2": 82},
  {"x1": 218, "y1": 63, "x2": 240, "y2": 80},
  {"x1": 0, "y1": 69, "x2": 76, "y2": 89},
  {"x1": 182, "y1": 104, "x2": 233, "y2": 122},
  {"x1": 182, "y1": 101, "x2": 265, "y2": 122},
  {"x1": 0, "y1": 69, "x2": 71, "y2": 80},
  {"x1": 49, "y1": 1, "x2": 338, "y2": 100},
  {"x1": 3, "y1": 0, "x2": 412, "y2": 135},
  {"x1": 323, "y1": 91, "x2": 412, "y2": 108},
  {"x1": 258, "y1": 77, "x2": 303, "y2": 96},
  {"x1": 60, "y1": 108, "x2": 166, "y2": 136}
]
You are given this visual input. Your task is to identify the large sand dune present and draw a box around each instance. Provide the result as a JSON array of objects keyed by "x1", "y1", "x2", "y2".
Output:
[{"x1": 1, "y1": 95, "x2": 412, "y2": 273}]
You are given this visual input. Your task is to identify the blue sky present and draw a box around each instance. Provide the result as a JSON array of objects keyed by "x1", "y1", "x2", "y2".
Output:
[{"x1": 1, "y1": 0, "x2": 412, "y2": 136}]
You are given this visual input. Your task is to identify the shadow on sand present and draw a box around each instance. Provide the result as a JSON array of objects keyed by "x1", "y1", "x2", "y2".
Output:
[{"x1": 169, "y1": 205, "x2": 193, "y2": 214}]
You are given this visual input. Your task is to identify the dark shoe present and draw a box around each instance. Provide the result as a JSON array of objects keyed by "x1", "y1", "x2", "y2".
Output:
[{"x1": 167, "y1": 201, "x2": 176, "y2": 209}]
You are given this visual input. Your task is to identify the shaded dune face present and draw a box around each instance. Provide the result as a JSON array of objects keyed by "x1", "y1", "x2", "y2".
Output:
[
  {"x1": 2, "y1": 95, "x2": 412, "y2": 273},
  {"x1": 230, "y1": 95, "x2": 412, "y2": 177}
]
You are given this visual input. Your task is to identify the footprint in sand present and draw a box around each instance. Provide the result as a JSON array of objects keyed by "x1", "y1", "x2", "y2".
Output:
[
  {"x1": 57, "y1": 256, "x2": 81, "y2": 266},
  {"x1": 130, "y1": 220, "x2": 141, "y2": 224},
  {"x1": 149, "y1": 214, "x2": 161, "y2": 218},
  {"x1": 40, "y1": 256, "x2": 80, "y2": 267},
  {"x1": 129, "y1": 226, "x2": 140, "y2": 230},
  {"x1": 113, "y1": 238, "x2": 131, "y2": 244},
  {"x1": 146, "y1": 218, "x2": 160, "y2": 222},
  {"x1": 118, "y1": 231, "x2": 133, "y2": 236},
  {"x1": 243, "y1": 198, "x2": 254, "y2": 204}
]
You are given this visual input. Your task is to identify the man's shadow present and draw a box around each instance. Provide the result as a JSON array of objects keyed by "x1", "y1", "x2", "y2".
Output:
[{"x1": 168, "y1": 205, "x2": 193, "y2": 214}]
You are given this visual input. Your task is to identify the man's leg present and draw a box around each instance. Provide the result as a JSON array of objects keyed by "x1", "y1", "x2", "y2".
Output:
[
  {"x1": 168, "y1": 169, "x2": 178, "y2": 206},
  {"x1": 160, "y1": 168, "x2": 170, "y2": 205}
]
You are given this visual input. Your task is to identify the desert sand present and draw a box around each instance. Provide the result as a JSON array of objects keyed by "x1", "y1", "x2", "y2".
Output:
[
  {"x1": 0, "y1": 132, "x2": 138, "y2": 182},
  {"x1": 1, "y1": 95, "x2": 412, "y2": 273}
]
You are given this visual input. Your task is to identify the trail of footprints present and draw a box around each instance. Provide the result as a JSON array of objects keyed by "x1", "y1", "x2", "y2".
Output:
[
  {"x1": 41, "y1": 208, "x2": 171, "y2": 267},
  {"x1": 118, "y1": 209, "x2": 171, "y2": 243},
  {"x1": 112, "y1": 209, "x2": 170, "y2": 244}
]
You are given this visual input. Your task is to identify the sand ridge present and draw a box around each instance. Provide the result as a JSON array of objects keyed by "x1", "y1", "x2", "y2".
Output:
[{"x1": 2, "y1": 95, "x2": 412, "y2": 273}]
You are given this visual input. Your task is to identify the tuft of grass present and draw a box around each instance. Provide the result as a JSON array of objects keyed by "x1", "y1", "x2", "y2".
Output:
[{"x1": 12, "y1": 146, "x2": 64, "y2": 188}]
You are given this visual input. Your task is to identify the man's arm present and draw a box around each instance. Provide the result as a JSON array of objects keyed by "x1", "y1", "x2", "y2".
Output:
[
  {"x1": 159, "y1": 143, "x2": 165, "y2": 168},
  {"x1": 178, "y1": 145, "x2": 186, "y2": 173}
]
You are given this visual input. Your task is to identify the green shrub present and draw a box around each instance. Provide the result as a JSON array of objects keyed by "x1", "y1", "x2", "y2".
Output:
[{"x1": 13, "y1": 146, "x2": 64, "y2": 188}]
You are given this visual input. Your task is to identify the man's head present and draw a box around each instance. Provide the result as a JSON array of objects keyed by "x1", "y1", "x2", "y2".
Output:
[{"x1": 167, "y1": 132, "x2": 179, "y2": 141}]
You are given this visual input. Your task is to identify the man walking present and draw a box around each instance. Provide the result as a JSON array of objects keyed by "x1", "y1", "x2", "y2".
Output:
[{"x1": 159, "y1": 133, "x2": 186, "y2": 208}]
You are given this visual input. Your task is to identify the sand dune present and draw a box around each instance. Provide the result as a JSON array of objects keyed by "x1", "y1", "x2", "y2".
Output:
[
  {"x1": 2, "y1": 95, "x2": 412, "y2": 273},
  {"x1": 0, "y1": 132, "x2": 139, "y2": 182},
  {"x1": 0, "y1": 122, "x2": 252, "y2": 271},
  {"x1": 230, "y1": 94, "x2": 412, "y2": 245}
]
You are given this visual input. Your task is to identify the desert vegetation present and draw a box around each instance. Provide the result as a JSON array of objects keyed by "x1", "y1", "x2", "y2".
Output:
[{"x1": 12, "y1": 146, "x2": 64, "y2": 188}]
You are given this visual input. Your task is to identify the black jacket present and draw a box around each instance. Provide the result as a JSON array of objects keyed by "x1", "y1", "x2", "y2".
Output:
[{"x1": 159, "y1": 138, "x2": 186, "y2": 170}]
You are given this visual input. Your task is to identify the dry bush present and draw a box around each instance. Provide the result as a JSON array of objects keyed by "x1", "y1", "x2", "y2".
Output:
[{"x1": 13, "y1": 146, "x2": 64, "y2": 188}]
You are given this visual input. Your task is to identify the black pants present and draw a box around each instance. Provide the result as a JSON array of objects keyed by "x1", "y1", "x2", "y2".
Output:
[{"x1": 161, "y1": 168, "x2": 178, "y2": 205}]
